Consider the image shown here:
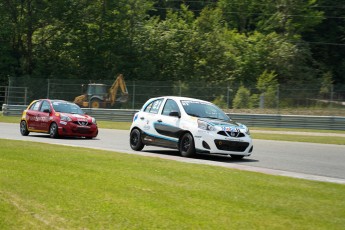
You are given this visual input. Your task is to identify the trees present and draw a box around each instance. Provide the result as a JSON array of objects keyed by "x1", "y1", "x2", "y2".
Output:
[{"x1": 0, "y1": 0, "x2": 343, "y2": 98}]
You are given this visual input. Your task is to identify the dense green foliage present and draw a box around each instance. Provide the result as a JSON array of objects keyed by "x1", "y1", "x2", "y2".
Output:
[{"x1": 0, "y1": 0, "x2": 344, "y2": 89}]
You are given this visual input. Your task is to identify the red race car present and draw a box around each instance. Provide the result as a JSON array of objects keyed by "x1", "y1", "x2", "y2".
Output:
[{"x1": 20, "y1": 99, "x2": 98, "y2": 139}]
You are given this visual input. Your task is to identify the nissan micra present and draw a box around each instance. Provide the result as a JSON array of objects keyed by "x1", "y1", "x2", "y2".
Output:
[
  {"x1": 129, "y1": 96, "x2": 253, "y2": 159},
  {"x1": 20, "y1": 99, "x2": 98, "y2": 139}
]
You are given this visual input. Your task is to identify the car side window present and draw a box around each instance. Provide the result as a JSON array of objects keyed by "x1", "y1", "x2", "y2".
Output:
[
  {"x1": 162, "y1": 99, "x2": 180, "y2": 116},
  {"x1": 30, "y1": 101, "x2": 41, "y2": 111},
  {"x1": 144, "y1": 99, "x2": 163, "y2": 114},
  {"x1": 40, "y1": 101, "x2": 51, "y2": 112}
]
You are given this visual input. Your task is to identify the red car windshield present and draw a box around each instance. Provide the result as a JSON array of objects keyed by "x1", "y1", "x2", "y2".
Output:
[{"x1": 52, "y1": 101, "x2": 84, "y2": 115}]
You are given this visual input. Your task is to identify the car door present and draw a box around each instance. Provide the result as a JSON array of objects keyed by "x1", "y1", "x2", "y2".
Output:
[
  {"x1": 154, "y1": 99, "x2": 182, "y2": 143},
  {"x1": 138, "y1": 98, "x2": 174, "y2": 146},
  {"x1": 25, "y1": 101, "x2": 41, "y2": 130},
  {"x1": 139, "y1": 98, "x2": 182, "y2": 149},
  {"x1": 36, "y1": 100, "x2": 52, "y2": 131}
]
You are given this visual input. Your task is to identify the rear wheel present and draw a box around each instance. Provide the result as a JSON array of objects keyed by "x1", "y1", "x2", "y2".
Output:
[
  {"x1": 130, "y1": 129, "x2": 144, "y2": 151},
  {"x1": 20, "y1": 120, "x2": 30, "y2": 136},
  {"x1": 179, "y1": 133, "x2": 195, "y2": 157},
  {"x1": 49, "y1": 122, "x2": 59, "y2": 138}
]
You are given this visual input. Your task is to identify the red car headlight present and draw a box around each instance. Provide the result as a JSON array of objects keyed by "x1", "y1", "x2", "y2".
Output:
[{"x1": 60, "y1": 114, "x2": 72, "y2": 122}]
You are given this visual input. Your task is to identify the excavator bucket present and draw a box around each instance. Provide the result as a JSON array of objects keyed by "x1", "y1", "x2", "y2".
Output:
[
  {"x1": 109, "y1": 74, "x2": 129, "y2": 106},
  {"x1": 74, "y1": 94, "x2": 87, "y2": 107},
  {"x1": 116, "y1": 93, "x2": 129, "y2": 103}
]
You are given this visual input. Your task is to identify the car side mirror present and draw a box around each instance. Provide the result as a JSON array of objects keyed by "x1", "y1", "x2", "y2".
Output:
[
  {"x1": 169, "y1": 111, "x2": 180, "y2": 118},
  {"x1": 43, "y1": 109, "x2": 51, "y2": 113}
]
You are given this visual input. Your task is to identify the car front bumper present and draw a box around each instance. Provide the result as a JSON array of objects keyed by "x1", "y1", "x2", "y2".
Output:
[
  {"x1": 193, "y1": 130, "x2": 253, "y2": 156},
  {"x1": 58, "y1": 122, "x2": 98, "y2": 137}
]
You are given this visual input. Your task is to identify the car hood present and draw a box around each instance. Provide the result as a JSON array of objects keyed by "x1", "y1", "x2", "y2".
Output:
[
  {"x1": 200, "y1": 118, "x2": 248, "y2": 131},
  {"x1": 201, "y1": 118, "x2": 239, "y2": 126},
  {"x1": 63, "y1": 113, "x2": 92, "y2": 121}
]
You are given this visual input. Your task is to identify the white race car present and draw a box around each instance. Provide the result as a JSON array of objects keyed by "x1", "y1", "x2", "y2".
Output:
[{"x1": 129, "y1": 96, "x2": 253, "y2": 159}]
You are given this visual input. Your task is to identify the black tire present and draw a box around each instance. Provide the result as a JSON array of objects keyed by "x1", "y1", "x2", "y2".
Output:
[
  {"x1": 130, "y1": 129, "x2": 144, "y2": 151},
  {"x1": 20, "y1": 120, "x2": 30, "y2": 136},
  {"x1": 179, "y1": 133, "x2": 196, "y2": 157},
  {"x1": 90, "y1": 98, "x2": 102, "y2": 108},
  {"x1": 230, "y1": 155, "x2": 244, "y2": 160},
  {"x1": 49, "y1": 122, "x2": 59, "y2": 138}
]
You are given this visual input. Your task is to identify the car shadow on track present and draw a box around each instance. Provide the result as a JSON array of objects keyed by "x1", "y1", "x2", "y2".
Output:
[
  {"x1": 143, "y1": 149, "x2": 258, "y2": 163},
  {"x1": 28, "y1": 134, "x2": 100, "y2": 140}
]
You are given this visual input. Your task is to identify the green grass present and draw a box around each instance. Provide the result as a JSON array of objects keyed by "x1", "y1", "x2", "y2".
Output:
[
  {"x1": 251, "y1": 127, "x2": 345, "y2": 134},
  {"x1": 97, "y1": 120, "x2": 131, "y2": 130},
  {"x1": 1, "y1": 139, "x2": 344, "y2": 229},
  {"x1": 0, "y1": 114, "x2": 20, "y2": 123},
  {"x1": 251, "y1": 133, "x2": 345, "y2": 145}
]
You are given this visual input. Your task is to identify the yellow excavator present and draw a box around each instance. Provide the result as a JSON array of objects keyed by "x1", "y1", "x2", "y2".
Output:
[{"x1": 74, "y1": 74, "x2": 129, "y2": 108}]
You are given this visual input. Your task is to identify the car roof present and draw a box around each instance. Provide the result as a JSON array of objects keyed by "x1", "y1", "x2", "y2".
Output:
[
  {"x1": 151, "y1": 96, "x2": 210, "y2": 103},
  {"x1": 35, "y1": 99, "x2": 72, "y2": 104},
  {"x1": 50, "y1": 99, "x2": 71, "y2": 103}
]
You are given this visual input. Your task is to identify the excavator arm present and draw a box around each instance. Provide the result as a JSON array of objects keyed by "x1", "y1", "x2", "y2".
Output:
[{"x1": 108, "y1": 74, "x2": 129, "y2": 106}]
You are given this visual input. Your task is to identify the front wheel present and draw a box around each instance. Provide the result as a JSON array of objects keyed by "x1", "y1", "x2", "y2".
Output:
[
  {"x1": 90, "y1": 98, "x2": 102, "y2": 108},
  {"x1": 20, "y1": 120, "x2": 30, "y2": 136},
  {"x1": 179, "y1": 133, "x2": 195, "y2": 157},
  {"x1": 130, "y1": 129, "x2": 144, "y2": 151},
  {"x1": 49, "y1": 122, "x2": 59, "y2": 138}
]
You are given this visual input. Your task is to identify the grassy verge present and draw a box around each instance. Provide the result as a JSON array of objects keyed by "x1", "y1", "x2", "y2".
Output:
[
  {"x1": 0, "y1": 115, "x2": 20, "y2": 123},
  {"x1": 251, "y1": 133, "x2": 345, "y2": 145},
  {"x1": 1, "y1": 139, "x2": 344, "y2": 229}
]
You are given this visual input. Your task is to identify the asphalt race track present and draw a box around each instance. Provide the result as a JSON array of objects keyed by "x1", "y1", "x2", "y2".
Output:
[{"x1": 1, "y1": 122, "x2": 344, "y2": 184}]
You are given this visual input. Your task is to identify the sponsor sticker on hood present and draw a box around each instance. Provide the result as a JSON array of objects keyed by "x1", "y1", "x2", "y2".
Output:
[{"x1": 72, "y1": 114, "x2": 86, "y2": 119}]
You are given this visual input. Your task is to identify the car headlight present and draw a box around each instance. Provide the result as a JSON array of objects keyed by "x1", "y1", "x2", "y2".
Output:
[
  {"x1": 198, "y1": 119, "x2": 216, "y2": 131},
  {"x1": 245, "y1": 127, "x2": 250, "y2": 135},
  {"x1": 60, "y1": 114, "x2": 72, "y2": 122},
  {"x1": 239, "y1": 123, "x2": 250, "y2": 135},
  {"x1": 92, "y1": 117, "x2": 97, "y2": 124}
]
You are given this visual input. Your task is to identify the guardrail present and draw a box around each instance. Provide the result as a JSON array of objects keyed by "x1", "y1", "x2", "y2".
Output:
[{"x1": 2, "y1": 104, "x2": 345, "y2": 130}]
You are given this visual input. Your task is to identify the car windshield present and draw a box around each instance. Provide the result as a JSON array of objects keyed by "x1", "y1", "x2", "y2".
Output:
[
  {"x1": 52, "y1": 101, "x2": 84, "y2": 115},
  {"x1": 181, "y1": 100, "x2": 230, "y2": 121}
]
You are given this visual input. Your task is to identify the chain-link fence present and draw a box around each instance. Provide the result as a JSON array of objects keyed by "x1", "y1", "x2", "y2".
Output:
[{"x1": 2, "y1": 76, "x2": 345, "y2": 116}]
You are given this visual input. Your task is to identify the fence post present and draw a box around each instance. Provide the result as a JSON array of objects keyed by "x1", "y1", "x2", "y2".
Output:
[
  {"x1": 277, "y1": 84, "x2": 280, "y2": 114},
  {"x1": 47, "y1": 79, "x2": 50, "y2": 98},
  {"x1": 5, "y1": 86, "x2": 8, "y2": 105},
  {"x1": 132, "y1": 81, "x2": 135, "y2": 109},
  {"x1": 330, "y1": 84, "x2": 334, "y2": 109},
  {"x1": 7, "y1": 77, "x2": 11, "y2": 105},
  {"x1": 227, "y1": 86, "x2": 230, "y2": 109},
  {"x1": 24, "y1": 87, "x2": 28, "y2": 105}
]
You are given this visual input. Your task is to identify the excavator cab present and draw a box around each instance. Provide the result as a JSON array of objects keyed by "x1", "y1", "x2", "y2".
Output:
[{"x1": 87, "y1": 84, "x2": 108, "y2": 97}]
